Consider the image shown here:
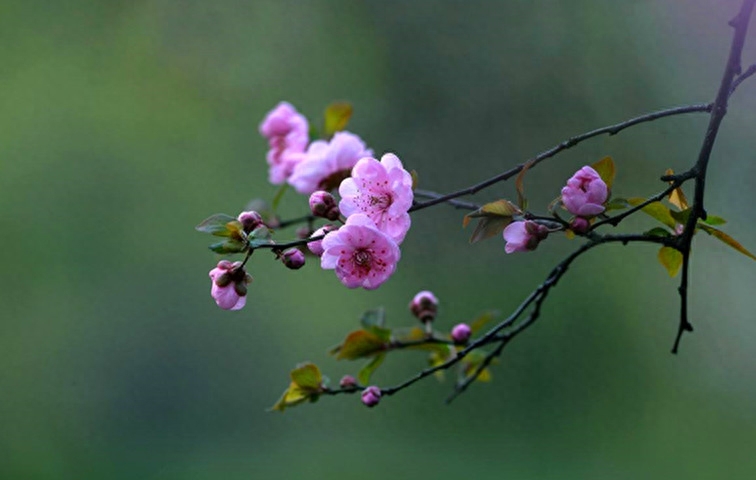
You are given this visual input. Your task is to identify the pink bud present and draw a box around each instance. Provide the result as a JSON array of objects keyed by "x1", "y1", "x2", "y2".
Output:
[
  {"x1": 237, "y1": 211, "x2": 264, "y2": 233},
  {"x1": 410, "y1": 290, "x2": 439, "y2": 322},
  {"x1": 503, "y1": 221, "x2": 549, "y2": 254},
  {"x1": 361, "y1": 385, "x2": 382, "y2": 407},
  {"x1": 281, "y1": 248, "x2": 306, "y2": 270},
  {"x1": 339, "y1": 375, "x2": 358, "y2": 389},
  {"x1": 570, "y1": 217, "x2": 590, "y2": 234},
  {"x1": 307, "y1": 224, "x2": 337, "y2": 256},
  {"x1": 208, "y1": 260, "x2": 251, "y2": 311},
  {"x1": 451, "y1": 323, "x2": 472, "y2": 344},
  {"x1": 561, "y1": 166, "x2": 608, "y2": 217},
  {"x1": 309, "y1": 191, "x2": 340, "y2": 221}
]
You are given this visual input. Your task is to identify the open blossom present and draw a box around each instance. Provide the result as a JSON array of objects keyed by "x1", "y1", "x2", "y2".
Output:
[
  {"x1": 288, "y1": 131, "x2": 372, "y2": 195},
  {"x1": 208, "y1": 260, "x2": 251, "y2": 310},
  {"x1": 320, "y1": 214, "x2": 400, "y2": 290},
  {"x1": 503, "y1": 221, "x2": 549, "y2": 254},
  {"x1": 561, "y1": 166, "x2": 608, "y2": 217},
  {"x1": 339, "y1": 153, "x2": 413, "y2": 244},
  {"x1": 259, "y1": 102, "x2": 309, "y2": 185}
]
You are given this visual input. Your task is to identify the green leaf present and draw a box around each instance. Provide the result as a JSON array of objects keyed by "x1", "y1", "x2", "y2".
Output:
[
  {"x1": 669, "y1": 207, "x2": 692, "y2": 225},
  {"x1": 209, "y1": 239, "x2": 247, "y2": 254},
  {"x1": 627, "y1": 198, "x2": 677, "y2": 229},
  {"x1": 196, "y1": 214, "x2": 242, "y2": 237},
  {"x1": 515, "y1": 159, "x2": 535, "y2": 209},
  {"x1": 702, "y1": 215, "x2": 727, "y2": 226},
  {"x1": 391, "y1": 327, "x2": 451, "y2": 354},
  {"x1": 459, "y1": 350, "x2": 495, "y2": 384},
  {"x1": 604, "y1": 197, "x2": 629, "y2": 211},
  {"x1": 664, "y1": 169, "x2": 689, "y2": 210},
  {"x1": 331, "y1": 330, "x2": 387, "y2": 360},
  {"x1": 644, "y1": 227, "x2": 672, "y2": 238},
  {"x1": 591, "y1": 156, "x2": 616, "y2": 191},
  {"x1": 698, "y1": 224, "x2": 756, "y2": 261},
  {"x1": 463, "y1": 200, "x2": 520, "y2": 244},
  {"x1": 290, "y1": 362, "x2": 323, "y2": 390},
  {"x1": 323, "y1": 102, "x2": 353, "y2": 137},
  {"x1": 657, "y1": 246, "x2": 683, "y2": 277},
  {"x1": 271, "y1": 183, "x2": 289, "y2": 212},
  {"x1": 469, "y1": 310, "x2": 498, "y2": 335},
  {"x1": 270, "y1": 383, "x2": 312, "y2": 412},
  {"x1": 357, "y1": 353, "x2": 386, "y2": 385},
  {"x1": 428, "y1": 350, "x2": 451, "y2": 381}
]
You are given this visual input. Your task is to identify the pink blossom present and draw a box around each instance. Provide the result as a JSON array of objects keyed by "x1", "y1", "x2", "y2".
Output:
[
  {"x1": 288, "y1": 132, "x2": 372, "y2": 195},
  {"x1": 361, "y1": 386, "x2": 382, "y2": 407},
  {"x1": 503, "y1": 221, "x2": 549, "y2": 254},
  {"x1": 208, "y1": 260, "x2": 251, "y2": 310},
  {"x1": 320, "y1": 214, "x2": 400, "y2": 290},
  {"x1": 561, "y1": 166, "x2": 608, "y2": 217},
  {"x1": 339, "y1": 153, "x2": 413, "y2": 244},
  {"x1": 259, "y1": 102, "x2": 309, "y2": 185},
  {"x1": 307, "y1": 224, "x2": 337, "y2": 256}
]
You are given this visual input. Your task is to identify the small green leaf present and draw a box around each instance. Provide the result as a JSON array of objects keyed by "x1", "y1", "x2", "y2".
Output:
[
  {"x1": 196, "y1": 214, "x2": 242, "y2": 237},
  {"x1": 209, "y1": 239, "x2": 247, "y2": 254},
  {"x1": 515, "y1": 160, "x2": 535, "y2": 209},
  {"x1": 459, "y1": 350, "x2": 495, "y2": 384},
  {"x1": 604, "y1": 197, "x2": 629, "y2": 211},
  {"x1": 702, "y1": 215, "x2": 727, "y2": 226},
  {"x1": 391, "y1": 327, "x2": 450, "y2": 354},
  {"x1": 669, "y1": 207, "x2": 692, "y2": 225},
  {"x1": 467, "y1": 217, "x2": 513, "y2": 244},
  {"x1": 698, "y1": 224, "x2": 756, "y2": 261},
  {"x1": 591, "y1": 156, "x2": 616, "y2": 191},
  {"x1": 324, "y1": 102, "x2": 353, "y2": 137},
  {"x1": 627, "y1": 198, "x2": 677, "y2": 229},
  {"x1": 463, "y1": 200, "x2": 520, "y2": 244},
  {"x1": 357, "y1": 353, "x2": 386, "y2": 385},
  {"x1": 290, "y1": 362, "x2": 323, "y2": 390},
  {"x1": 644, "y1": 227, "x2": 672, "y2": 238},
  {"x1": 469, "y1": 310, "x2": 498, "y2": 335},
  {"x1": 270, "y1": 383, "x2": 311, "y2": 412},
  {"x1": 658, "y1": 246, "x2": 683, "y2": 277},
  {"x1": 428, "y1": 350, "x2": 451, "y2": 381},
  {"x1": 410, "y1": 170, "x2": 419, "y2": 191},
  {"x1": 332, "y1": 330, "x2": 387, "y2": 360},
  {"x1": 665, "y1": 169, "x2": 689, "y2": 210}
]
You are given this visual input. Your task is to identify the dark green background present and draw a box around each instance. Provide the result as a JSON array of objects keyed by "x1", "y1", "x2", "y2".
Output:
[{"x1": 2, "y1": 1, "x2": 756, "y2": 478}]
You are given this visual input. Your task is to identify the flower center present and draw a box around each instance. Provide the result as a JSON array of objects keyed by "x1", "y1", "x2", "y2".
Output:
[
  {"x1": 353, "y1": 249, "x2": 372, "y2": 267},
  {"x1": 369, "y1": 194, "x2": 391, "y2": 209}
]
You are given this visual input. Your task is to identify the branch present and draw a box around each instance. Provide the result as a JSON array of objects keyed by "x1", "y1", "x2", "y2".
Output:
[
  {"x1": 672, "y1": 0, "x2": 755, "y2": 353},
  {"x1": 408, "y1": 104, "x2": 712, "y2": 213}
]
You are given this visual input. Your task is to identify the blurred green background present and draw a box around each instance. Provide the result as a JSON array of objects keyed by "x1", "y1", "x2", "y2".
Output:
[{"x1": 2, "y1": 0, "x2": 756, "y2": 478}]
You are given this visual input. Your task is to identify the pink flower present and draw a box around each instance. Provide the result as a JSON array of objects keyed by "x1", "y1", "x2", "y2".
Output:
[
  {"x1": 503, "y1": 221, "x2": 549, "y2": 254},
  {"x1": 320, "y1": 214, "x2": 400, "y2": 290},
  {"x1": 259, "y1": 102, "x2": 309, "y2": 185},
  {"x1": 339, "y1": 153, "x2": 413, "y2": 244},
  {"x1": 288, "y1": 131, "x2": 372, "y2": 195},
  {"x1": 307, "y1": 224, "x2": 337, "y2": 256},
  {"x1": 361, "y1": 386, "x2": 382, "y2": 407},
  {"x1": 208, "y1": 260, "x2": 251, "y2": 310},
  {"x1": 561, "y1": 166, "x2": 608, "y2": 217}
]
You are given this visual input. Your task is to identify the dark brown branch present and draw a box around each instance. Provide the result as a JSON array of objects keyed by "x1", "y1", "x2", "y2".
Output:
[
  {"x1": 408, "y1": 104, "x2": 712, "y2": 213},
  {"x1": 672, "y1": 0, "x2": 755, "y2": 353}
]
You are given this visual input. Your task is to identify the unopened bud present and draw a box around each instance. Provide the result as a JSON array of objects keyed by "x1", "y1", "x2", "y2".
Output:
[
  {"x1": 307, "y1": 224, "x2": 338, "y2": 256},
  {"x1": 237, "y1": 211, "x2": 264, "y2": 233},
  {"x1": 339, "y1": 375, "x2": 358, "y2": 389},
  {"x1": 361, "y1": 385, "x2": 382, "y2": 408},
  {"x1": 451, "y1": 323, "x2": 472, "y2": 344},
  {"x1": 281, "y1": 248, "x2": 306, "y2": 270},
  {"x1": 410, "y1": 290, "x2": 439, "y2": 322},
  {"x1": 570, "y1": 217, "x2": 590, "y2": 235},
  {"x1": 309, "y1": 191, "x2": 340, "y2": 221}
]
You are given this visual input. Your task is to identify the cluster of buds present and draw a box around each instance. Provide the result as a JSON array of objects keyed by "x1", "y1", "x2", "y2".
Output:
[
  {"x1": 309, "y1": 191, "x2": 340, "y2": 221},
  {"x1": 208, "y1": 260, "x2": 252, "y2": 311}
]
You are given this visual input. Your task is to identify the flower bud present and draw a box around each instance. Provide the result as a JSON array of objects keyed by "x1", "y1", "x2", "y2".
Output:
[
  {"x1": 570, "y1": 217, "x2": 590, "y2": 234},
  {"x1": 561, "y1": 166, "x2": 608, "y2": 217},
  {"x1": 503, "y1": 221, "x2": 549, "y2": 254},
  {"x1": 309, "y1": 191, "x2": 340, "y2": 221},
  {"x1": 451, "y1": 323, "x2": 472, "y2": 344},
  {"x1": 237, "y1": 211, "x2": 264, "y2": 233},
  {"x1": 339, "y1": 375, "x2": 358, "y2": 389},
  {"x1": 208, "y1": 260, "x2": 251, "y2": 311},
  {"x1": 410, "y1": 290, "x2": 439, "y2": 322},
  {"x1": 307, "y1": 224, "x2": 337, "y2": 256},
  {"x1": 281, "y1": 248, "x2": 306, "y2": 270},
  {"x1": 361, "y1": 385, "x2": 382, "y2": 407}
]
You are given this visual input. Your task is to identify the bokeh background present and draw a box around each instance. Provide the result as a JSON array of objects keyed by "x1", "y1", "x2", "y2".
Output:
[{"x1": 2, "y1": 0, "x2": 756, "y2": 478}]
